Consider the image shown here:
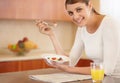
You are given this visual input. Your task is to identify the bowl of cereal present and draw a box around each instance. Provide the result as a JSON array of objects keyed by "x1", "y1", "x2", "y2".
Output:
[{"x1": 41, "y1": 53, "x2": 69, "y2": 64}]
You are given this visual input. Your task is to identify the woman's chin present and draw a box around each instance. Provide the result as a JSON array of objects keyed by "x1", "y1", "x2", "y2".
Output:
[
  {"x1": 74, "y1": 22, "x2": 85, "y2": 27},
  {"x1": 77, "y1": 24, "x2": 85, "y2": 27},
  {"x1": 73, "y1": 21, "x2": 85, "y2": 27}
]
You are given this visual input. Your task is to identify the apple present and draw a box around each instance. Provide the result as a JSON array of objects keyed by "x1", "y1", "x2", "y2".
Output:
[{"x1": 23, "y1": 37, "x2": 28, "y2": 42}]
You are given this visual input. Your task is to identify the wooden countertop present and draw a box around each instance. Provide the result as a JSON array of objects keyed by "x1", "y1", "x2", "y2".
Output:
[
  {"x1": 0, "y1": 68, "x2": 120, "y2": 83},
  {"x1": 0, "y1": 68, "x2": 91, "y2": 83}
]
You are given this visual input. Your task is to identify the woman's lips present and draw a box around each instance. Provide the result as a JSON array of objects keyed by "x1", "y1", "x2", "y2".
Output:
[
  {"x1": 74, "y1": 17, "x2": 84, "y2": 24},
  {"x1": 77, "y1": 17, "x2": 83, "y2": 23}
]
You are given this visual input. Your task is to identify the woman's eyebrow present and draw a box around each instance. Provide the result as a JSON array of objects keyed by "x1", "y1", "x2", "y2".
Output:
[
  {"x1": 75, "y1": 6, "x2": 82, "y2": 9},
  {"x1": 67, "y1": 10, "x2": 72, "y2": 12}
]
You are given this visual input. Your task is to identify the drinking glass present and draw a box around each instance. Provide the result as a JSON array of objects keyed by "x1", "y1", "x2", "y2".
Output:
[{"x1": 90, "y1": 62, "x2": 104, "y2": 83}]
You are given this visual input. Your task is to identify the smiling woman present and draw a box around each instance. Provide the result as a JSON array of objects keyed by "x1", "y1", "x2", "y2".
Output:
[{"x1": 36, "y1": 0, "x2": 120, "y2": 76}]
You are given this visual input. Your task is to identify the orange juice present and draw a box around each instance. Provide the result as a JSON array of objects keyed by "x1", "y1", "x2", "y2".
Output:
[{"x1": 91, "y1": 69, "x2": 104, "y2": 81}]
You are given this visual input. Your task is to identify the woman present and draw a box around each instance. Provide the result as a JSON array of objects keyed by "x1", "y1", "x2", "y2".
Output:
[{"x1": 36, "y1": 0, "x2": 120, "y2": 76}]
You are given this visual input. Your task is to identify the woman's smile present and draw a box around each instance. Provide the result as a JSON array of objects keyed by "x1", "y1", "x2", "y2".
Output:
[{"x1": 73, "y1": 16, "x2": 84, "y2": 26}]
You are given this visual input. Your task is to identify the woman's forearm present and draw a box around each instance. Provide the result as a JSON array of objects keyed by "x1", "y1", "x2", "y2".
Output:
[
  {"x1": 49, "y1": 33, "x2": 68, "y2": 56},
  {"x1": 67, "y1": 66, "x2": 91, "y2": 75}
]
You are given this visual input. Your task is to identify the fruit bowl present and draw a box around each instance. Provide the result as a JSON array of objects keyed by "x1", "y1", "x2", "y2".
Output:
[{"x1": 8, "y1": 37, "x2": 38, "y2": 55}]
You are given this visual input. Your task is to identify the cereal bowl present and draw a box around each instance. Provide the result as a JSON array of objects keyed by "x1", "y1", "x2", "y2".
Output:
[{"x1": 41, "y1": 53, "x2": 69, "y2": 65}]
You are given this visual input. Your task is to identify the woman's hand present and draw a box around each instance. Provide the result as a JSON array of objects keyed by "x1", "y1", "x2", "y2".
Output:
[
  {"x1": 50, "y1": 61, "x2": 71, "y2": 73},
  {"x1": 36, "y1": 20, "x2": 54, "y2": 36}
]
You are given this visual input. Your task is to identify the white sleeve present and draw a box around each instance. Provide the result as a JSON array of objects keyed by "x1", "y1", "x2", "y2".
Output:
[
  {"x1": 103, "y1": 19, "x2": 119, "y2": 75},
  {"x1": 69, "y1": 28, "x2": 84, "y2": 66}
]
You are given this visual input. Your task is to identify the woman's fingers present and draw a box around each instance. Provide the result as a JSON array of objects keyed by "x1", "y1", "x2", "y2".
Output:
[
  {"x1": 35, "y1": 20, "x2": 54, "y2": 35},
  {"x1": 35, "y1": 20, "x2": 42, "y2": 27},
  {"x1": 36, "y1": 20, "x2": 48, "y2": 27},
  {"x1": 35, "y1": 20, "x2": 50, "y2": 32}
]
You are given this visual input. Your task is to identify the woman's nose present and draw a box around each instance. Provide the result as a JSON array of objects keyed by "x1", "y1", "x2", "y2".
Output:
[{"x1": 73, "y1": 12, "x2": 80, "y2": 20}]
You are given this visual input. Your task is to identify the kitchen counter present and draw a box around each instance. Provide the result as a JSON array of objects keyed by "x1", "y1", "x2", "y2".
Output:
[
  {"x1": 0, "y1": 49, "x2": 92, "y2": 73},
  {"x1": 0, "y1": 48, "x2": 56, "y2": 62},
  {"x1": 0, "y1": 68, "x2": 120, "y2": 83},
  {"x1": 0, "y1": 68, "x2": 92, "y2": 83},
  {"x1": 0, "y1": 53, "x2": 42, "y2": 62},
  {"x1": 0, "y1": 48, "x2": 88, "y2": 62}
]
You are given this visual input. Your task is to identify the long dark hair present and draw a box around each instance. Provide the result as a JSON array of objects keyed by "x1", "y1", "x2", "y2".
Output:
[{"x1": 65, "y1": 0, "x2": 99, "y2": 14}]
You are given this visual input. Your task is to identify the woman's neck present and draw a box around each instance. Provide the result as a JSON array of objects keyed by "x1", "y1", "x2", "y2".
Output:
[{"x1": 86, "y1": 13, "x2": 105, "y2": 33}]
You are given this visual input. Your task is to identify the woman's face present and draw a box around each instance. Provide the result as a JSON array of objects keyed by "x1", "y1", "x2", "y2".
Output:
[{"x1": 66, "y1": 2, "x2": 92, "y2": 27}]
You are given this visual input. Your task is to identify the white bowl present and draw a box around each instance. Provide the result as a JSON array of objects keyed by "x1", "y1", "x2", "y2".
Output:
[{"x1": 41, "y1": 53, "x2": 69, "y2": 65}]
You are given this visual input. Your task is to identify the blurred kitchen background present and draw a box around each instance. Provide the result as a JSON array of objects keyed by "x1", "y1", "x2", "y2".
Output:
[{"x1": 0, "y1": 0, "x2": 119, "y2": 58}]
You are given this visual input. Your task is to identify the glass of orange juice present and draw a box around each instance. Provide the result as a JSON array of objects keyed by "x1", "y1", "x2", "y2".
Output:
[{"x1": 91, "y1": 62, "x2": 104, "y2": 83}]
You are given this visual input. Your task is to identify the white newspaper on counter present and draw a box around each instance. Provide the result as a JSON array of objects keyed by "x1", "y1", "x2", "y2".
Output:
[{"x1": 29, "y1": 72, "x2": 91, "y2": 83}]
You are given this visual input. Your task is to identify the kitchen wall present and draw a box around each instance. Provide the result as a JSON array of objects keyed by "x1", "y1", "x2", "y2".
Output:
[
  {"x1": 0, "y1": 20, "x2": 77, "y2": 53},
  {"x1": 100, "y1": 0, "x2": 120, "y2": 22},
  {"x1": 91, "y1": 0, "x2": 100, "y2": 12}
]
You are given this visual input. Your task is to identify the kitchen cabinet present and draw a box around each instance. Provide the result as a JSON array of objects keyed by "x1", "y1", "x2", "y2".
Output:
[
  {"x1": 0, "y1": 61, "x2": 19, "y2": 73},
  {"x1": 0, "y1": 59, "x2": 52, "y2": 73},
  {"x1": 0, "y1": 0, "x2": 70, "y2": 21},
  {"x1": 20, "y1": 59, "x2": 52, "y2": 71},
  {"x1": 0, "y1": 59, "x2": 92, "y2": 73},
  {"x1": 76, "y1": 59, "x2": 93, "y2": 67}
]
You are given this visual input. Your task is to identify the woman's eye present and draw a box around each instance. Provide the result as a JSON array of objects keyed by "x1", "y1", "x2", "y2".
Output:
[
  {"x1": 68, "y1": 11, "x2": 73, "y2": 16},
  {"x1": 76, "y1": 8, "x2": 82, "y2": 13}
]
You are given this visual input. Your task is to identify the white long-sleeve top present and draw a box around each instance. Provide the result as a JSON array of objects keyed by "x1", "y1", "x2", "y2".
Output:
[{"x1": 69, "y1": 16, "x2": 120, "y2": 76}]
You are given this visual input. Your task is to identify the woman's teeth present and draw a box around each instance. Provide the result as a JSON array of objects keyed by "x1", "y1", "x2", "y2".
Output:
[{"x1": 77, "y1": 17, "x2": 83, "y2": 23}]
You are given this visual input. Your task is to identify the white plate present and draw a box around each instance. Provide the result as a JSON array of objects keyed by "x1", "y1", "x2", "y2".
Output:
[{"x1": 41, "y1": 53, "x2": 69, "y2": 64}]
